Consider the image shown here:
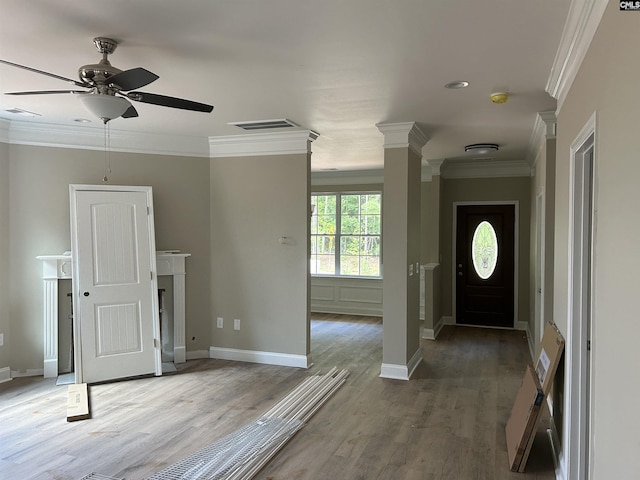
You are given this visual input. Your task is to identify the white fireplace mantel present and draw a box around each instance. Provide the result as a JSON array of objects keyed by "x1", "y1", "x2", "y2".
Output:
[{"x1": 37, "y1": 252, "x2": 190, "y2": 378}]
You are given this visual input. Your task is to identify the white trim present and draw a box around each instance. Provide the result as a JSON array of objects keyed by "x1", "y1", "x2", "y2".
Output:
[
  {"x1": 564, "y1": 112, "x2": 596, "y2": 480},
  {"x1": 185, "y1": 349, "x2": 210, "y2": 360},
  {"x1": 209, "y1": 346, "x2": 310, "y2": 368},
  {"x1": 422, "y1": 318, "x2": 444, "y2": 340},
  {"x1": 546, "y1": 0, "x2": 608, "y2": 113},
  {"x1": 0, "y1": 367, "x2": 11, "y2": 383},
  {"x1": 4, "y1": 119, "x2": 209, "y2": 157},
  {"x1": 209, "y1": 130, "x2": 318, "y2": 158},
  {"x1": 441, "y1": 159, "x2": 530, "y2": 179},
  {"x1": 426, "y1": 159, "x2": 444, "y2": 176},
  {"x1": 527, "y1": 111, "x2": 557, "y2": 168},
  {"x1": 452, "y1": 201, "x2": 519, "y2": 328},
  {"x1": 548, "y1": 420, "x2": 566, "y2": 480},
  {"x1": 379, "y1": 348, "x2": 422, "y2": 381},
  {"x1": 376, "y1": 122, "x2": 429, "y2": 157}
]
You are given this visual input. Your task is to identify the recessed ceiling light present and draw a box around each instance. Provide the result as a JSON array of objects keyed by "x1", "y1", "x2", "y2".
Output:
[
  {"x1": 445, "y1": 81, "x2": 469, "y2": 89},
  {"x1": 74, "y1": 118, "x2": 92, "y2": 123},
  {"x1": 464, "y1": 143, "x2": 499, "y2": 154},
  {"x1": 5, "y1": 107, "x2": 41, "y2": 117}
]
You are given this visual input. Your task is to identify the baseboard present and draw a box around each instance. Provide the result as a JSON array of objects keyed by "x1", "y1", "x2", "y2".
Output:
[
  {"x1": 11, "y1": 368, "x2": 44, "y2": 378},
  {"x1": 186, "y1": 349, "x2": 210, "y2": 360},
  {"x1": 526, "y1": 323, "x2": 535, "y2": 360},
  {"x1": 0, "y1": 367, "x2": 11, "y2": 383},
  {"x1": 380, "y1": 348, "x2": 423, "y2": 381},
  {"x1": 547, "y1": 419, "x2": 565, "y2": 480},
  {"x1": 174, "y1": 346, "x2": 186, "y2": 363},
  {"x1": 423, "y1": 318, "x2": 445, "y2": 340},
  {"x1": 442, "y1": 316, "x2": 454, "y2": 325},
  {"x1": 311, "y1": 306, "x2": 383, "y2": 317},
  {"x1": 515, "y1": 320, "x2": 529, "y2": 331},
  {"x1": 209, "y1": 346, "x2": 310, "y2": 368}
]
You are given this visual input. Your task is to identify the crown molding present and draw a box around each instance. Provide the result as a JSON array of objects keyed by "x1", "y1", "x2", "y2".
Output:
[
  {"x1": 209, "y1": 130, "x2": 319, "y2": 158},
  {"x1": 376, "y1": 122, "x2": 429, "y2": 157},
  {"x1": 442, "y1": 159, "x2": 530, "y2": 179},
  {"x1": 546, "y1": 0, "x2": 608, "y2": 113},
  {"x1": 526, "y1": 111, "x2": 557, "y2": 167},
  {"x1": 426, "y1": 159, "x2": 445, "y2": 176},
  {"x1": 0, "y1": 118, "x2": 210, "y2": 157}
]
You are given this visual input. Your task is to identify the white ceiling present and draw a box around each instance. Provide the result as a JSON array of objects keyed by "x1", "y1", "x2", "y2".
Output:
[{"x1": 0, "y1": 0, "x2": 570, "y2": 171}]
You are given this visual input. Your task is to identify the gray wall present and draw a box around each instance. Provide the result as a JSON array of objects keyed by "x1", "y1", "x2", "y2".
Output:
[
  {"x1": 440, "y1": 176, "x2": 531, "y2": 326},
  {"x1": 7, "y1": 144, "x2": 210, "y2": 373},
  {"x1": 554, "y1": 2, "x2": 640, "y2": 476},
  {"x1": 210, "y1": 153, "x2": 310, "y2": 357},
  {"x1": 0, "y1": 140, "x2": 9, "y2": 372}
]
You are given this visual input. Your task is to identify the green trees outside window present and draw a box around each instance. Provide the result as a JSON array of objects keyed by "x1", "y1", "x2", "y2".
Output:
[{"x1": 311, "y1": 193, "x2": 381, "y2": 277}]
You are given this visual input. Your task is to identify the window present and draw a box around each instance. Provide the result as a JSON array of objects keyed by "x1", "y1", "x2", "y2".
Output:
[
  {"x1": 471, "y1": 220, "x2": 498, "y2": 279},
  {"x1": 311, "y1": 192, "x2": 381, "y2": 277}
]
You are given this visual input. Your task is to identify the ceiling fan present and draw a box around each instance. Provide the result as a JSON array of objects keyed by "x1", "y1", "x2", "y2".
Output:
[{"x1": 0, "y1": 37, "x2": 214, "y2": 123}]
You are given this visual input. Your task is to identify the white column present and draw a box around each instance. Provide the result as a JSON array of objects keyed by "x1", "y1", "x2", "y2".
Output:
[{"x1": 173, "y1": 272, "x2": 187, "y2": 363}]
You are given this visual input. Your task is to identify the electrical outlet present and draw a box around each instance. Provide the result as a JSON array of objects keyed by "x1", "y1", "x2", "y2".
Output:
[
  {"x1": 217, "y1": 317, "x2": 223, "y2": 328},
  {"x1": 234, "y1": 319, "x2": 241, "y2": 330}
]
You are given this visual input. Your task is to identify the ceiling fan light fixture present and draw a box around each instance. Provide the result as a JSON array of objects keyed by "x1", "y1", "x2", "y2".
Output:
[
  {"x1": 464, "y1": 143, "x2": 499, "y2": 155},
  {"x1": 78, "y1": 93, "x2": 131, "y2": 122},
  {"x1": 490, "y1": 92, "x2": 509, "y2": 104}
]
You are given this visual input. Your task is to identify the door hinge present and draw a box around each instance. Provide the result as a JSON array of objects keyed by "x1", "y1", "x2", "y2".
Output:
[
  {"x1": 147, "y1": 206, "x2": 150, "y2": 215},
  {"x1": 154, "y1": 338, "x2": 161, "y2": 349},
  {"x1": 150, "y1": 271, "x2": 153, "y2": 280},
  {"x1": 587, "y1": 339, "x2": 591, "y2": 351}
]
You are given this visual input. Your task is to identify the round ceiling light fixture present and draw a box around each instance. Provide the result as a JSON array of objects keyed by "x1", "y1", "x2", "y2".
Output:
[
  {"x1": 445, "y1": 80, "x2": 469, "y2": 89},
  {"x1": 465, "y1": 143, "x2": 499, "y2": 155},
  {"x1": 490, "y1": 92, "x2": 509, "y2": 104}
]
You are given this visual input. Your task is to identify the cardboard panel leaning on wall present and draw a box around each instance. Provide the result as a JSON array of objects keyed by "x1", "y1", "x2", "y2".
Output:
[{"x1": 8, "y1": 144, "x2": 210, "y2": 374}]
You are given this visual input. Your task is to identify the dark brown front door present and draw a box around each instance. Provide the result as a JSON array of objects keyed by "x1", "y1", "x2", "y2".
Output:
[{"x1": 456, "y1": 204, "x2": 515, "y2": 328}]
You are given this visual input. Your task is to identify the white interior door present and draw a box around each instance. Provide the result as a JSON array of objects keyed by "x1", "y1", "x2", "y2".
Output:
[{"x1": 70, "y1": 185, "x2": 161, "y2": 384}]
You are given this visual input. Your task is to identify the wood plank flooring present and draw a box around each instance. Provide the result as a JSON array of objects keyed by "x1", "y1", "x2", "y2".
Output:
[{"x1": 0, "y1": 314, "x2": 555, "y2": 480}]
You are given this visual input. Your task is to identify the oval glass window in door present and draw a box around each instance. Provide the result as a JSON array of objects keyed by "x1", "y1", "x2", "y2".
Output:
[{"x1": 472, "y1": 220, "x2": 498, "y2": 279}]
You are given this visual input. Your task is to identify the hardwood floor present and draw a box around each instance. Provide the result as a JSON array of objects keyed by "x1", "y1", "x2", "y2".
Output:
[{"x1": 0, "y1": 314, "x2": 555, "y2": 480}]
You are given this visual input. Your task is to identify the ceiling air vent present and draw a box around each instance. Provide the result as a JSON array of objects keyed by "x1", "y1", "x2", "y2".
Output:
[{"x1": 229, "y1": 119, "x2": 299, "y2": 131}]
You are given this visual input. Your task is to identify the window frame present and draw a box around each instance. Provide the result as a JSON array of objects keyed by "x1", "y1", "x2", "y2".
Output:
[{"x1": 311, "y1": 190, "x2": 382, "y2": 278}]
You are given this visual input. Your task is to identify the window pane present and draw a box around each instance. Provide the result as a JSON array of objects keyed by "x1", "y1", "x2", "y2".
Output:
[
  {"x1": 311, "y1": 237, "x2": 317, "y2": 255},
  {"x1": 311, "y1": 214, "x2": 318, "y2": 235},
  {"x1": 341, "y1": 215, "x2": 360, "y2": 234},
  {"x1": 360, "y1": 236, "x2": 380, "y2": 256},
  {"x1": 315, "y1": 195, "x2": 336, "y2": 215},
  {"x1": 340, "y1": 255, "x2": 359, "y2": 276},
  {"x1": 316, "y1": 235, "x2": 335, "y2": 254},
  {"x1": 360, "y1": 194, "x2": 380, "y2": 214},
  {"x1": 359, "y1": 256, "x2": 380, "y2": 276},
  {"x1": 317, "y1": 215, "x2": 336, "y2": 235},
  {"x1": 341, "y1": 195, "x2": 359, "y2": 215},
  {"x1": 340, "y1": 236, "x2": 360, "y2": 255},
  {"x1": 472, "y1": 220, "x2": 498, "y2": 279},
  {"x1": 360, "y1": 215, "x2": 380, "y2": 235},
  {"x1": 316, "y1": 254, "x2": 335, "y2": 274}
]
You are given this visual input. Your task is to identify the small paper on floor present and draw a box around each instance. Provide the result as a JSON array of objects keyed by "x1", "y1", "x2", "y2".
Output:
[{"x1": 67, "y1": 383, "x2": 91, "y2": 422}]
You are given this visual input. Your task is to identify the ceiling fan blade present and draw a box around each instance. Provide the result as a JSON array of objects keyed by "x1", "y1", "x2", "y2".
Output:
[
  {"x1": 121, "y1": 105, "x2": 139, "y2": 118},
  {"x1": 108, "y1": 68, "x2": 159, "y2": 91},
  {"x1": 129, "y1": 91, "x2": 214, "y2": 112},
  {"x1": 6, "y1": 89, "x2": 87, "y2": 95},
  {"x1": 0, "y1": 59, "x2": 87, "y2": 87}
]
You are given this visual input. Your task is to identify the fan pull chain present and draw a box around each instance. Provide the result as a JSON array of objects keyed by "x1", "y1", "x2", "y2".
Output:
[{"x1": 102, "y1": 122, "x2": 112, "y2": 182}]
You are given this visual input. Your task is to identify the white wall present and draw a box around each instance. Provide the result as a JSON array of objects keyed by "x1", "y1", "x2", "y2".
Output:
[{"x1": 554, "y1": 2, "x2": 640, "y2": 477}]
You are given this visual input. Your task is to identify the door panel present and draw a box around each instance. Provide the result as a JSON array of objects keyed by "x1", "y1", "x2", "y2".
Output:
[
  {"x1": 71, "y1": 187, "x2": 160, "y2": 384},
  {"x1": 456, "y1": 204, "x2": 515, "y2": 327}
]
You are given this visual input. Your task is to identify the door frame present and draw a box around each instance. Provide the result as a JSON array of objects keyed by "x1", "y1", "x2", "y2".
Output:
[
  {"x1": 69, "y1": 184, "x2": 162, "y2": 384},
  {"x1": 534, "y1": 189, "x2": 546, "y2": 348},
  {"x1": 452, "y1": 201, "x2": 520, "y2": 329},
  {"x1": 563, "y1": 112, "x2": 596, "y2": 480}
]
